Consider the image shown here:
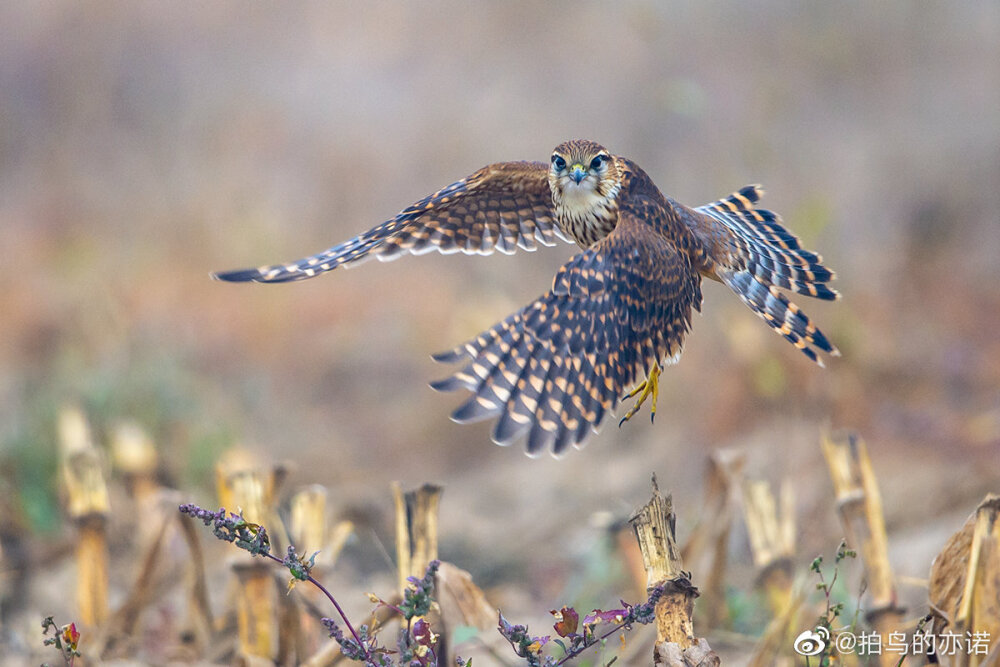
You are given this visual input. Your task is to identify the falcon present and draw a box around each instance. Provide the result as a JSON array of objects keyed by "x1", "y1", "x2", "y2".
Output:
[{"x1": 214, "y1": 140, "x2": 839, "y2": 456}]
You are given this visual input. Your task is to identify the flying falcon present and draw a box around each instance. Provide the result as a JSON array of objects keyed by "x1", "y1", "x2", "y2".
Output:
[{"x1": 215, "y1": 140, "x2": 839, "y2": 456}]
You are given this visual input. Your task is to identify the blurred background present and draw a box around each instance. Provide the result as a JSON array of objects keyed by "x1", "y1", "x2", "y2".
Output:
[{"x1": 1, "y1": 1, "x2": 998, "y2": 663}]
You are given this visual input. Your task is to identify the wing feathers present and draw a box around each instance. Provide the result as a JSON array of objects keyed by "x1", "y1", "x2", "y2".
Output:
[
  {"x1": 432, "y1": 211, "x2": 700, "y2": 456},
  {"x1": 213, "y1": 161, "x2": 566, "y2": 283}
]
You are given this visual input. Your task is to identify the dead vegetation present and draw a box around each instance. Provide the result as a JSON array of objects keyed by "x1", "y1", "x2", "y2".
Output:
[{"x1": 6, "y1": 408, "x2": 995, "y2": 665}]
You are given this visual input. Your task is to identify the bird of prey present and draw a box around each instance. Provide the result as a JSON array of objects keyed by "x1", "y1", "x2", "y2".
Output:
[{"x1": 215, "y1": 140, "x2": 838, "y2": 456}]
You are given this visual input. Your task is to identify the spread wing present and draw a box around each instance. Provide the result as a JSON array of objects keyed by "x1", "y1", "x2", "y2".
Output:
[
  {"x1": 683, "y1": 185, "x2": 840, "y2": 365},
  {"x1": 431, "y1": 209, "x2": 702, "y2": 457},
  {"x1": 213, "y1": 161, "x2": 570, "y2": 283}
]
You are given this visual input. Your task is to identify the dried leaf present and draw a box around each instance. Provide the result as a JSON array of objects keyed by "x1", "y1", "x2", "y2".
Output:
[{"x1": 550, "y1": 606, "x2": 579, "y2": 637}]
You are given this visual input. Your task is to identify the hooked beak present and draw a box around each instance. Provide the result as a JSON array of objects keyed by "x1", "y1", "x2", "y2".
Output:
[{"x1": 569, "y1": 163, "x2": 586, "y2": 184}]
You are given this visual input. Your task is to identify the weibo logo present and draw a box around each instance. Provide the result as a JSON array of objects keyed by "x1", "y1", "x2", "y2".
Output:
[{"x1": 793, "y1": 627, "x2": 830, "y2": 656}]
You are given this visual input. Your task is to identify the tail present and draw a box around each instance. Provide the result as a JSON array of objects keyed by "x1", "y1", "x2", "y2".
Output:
[{"x1": 697, "y1": 185, "x2": 840, "y2": 365}]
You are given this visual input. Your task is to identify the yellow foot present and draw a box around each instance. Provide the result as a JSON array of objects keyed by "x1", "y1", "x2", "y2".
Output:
[{"x1": 618, "y1": 363, "x2": 661, "y2": 427}]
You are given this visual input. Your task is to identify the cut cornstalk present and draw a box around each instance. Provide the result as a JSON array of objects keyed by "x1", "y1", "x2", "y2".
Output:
[
  {"x1": 742, "y1": 478, "x2": 796, "y2": 617},
  {"x1": 59, "y1": 406, "x2": 110, "y2": 627},
  {"x1": 217, "y1": 458, "x2": 281, "y2": 661},
  {"x1": 286, "y1": 485, "x2": 328, "y2": 661},
  {"x1": 290, "y1": 486, "x2": 329, "y2": 564},
  {"x1": 110, "y1": 421, "x2": 159, "y2": 505},
  {"x1": 929, "y1": 494, "x2": 1000, "y2": 666},
  {"x1": 742, "y1": 478, "x2": 799, "y2": 667},
  {"x1": 821, "y1": 430, "x2": 903, "y2": 665},
  {"x1": 392, "y1": 482, "x2": 442, "y2": 595},
  {"x1": 392, "y1": 482, "x2": 445, "y2": 662},
  {"x1": 232, "y1": 558, "x2": 278, "y2": 660},
  {"x1": 286, "y1": 485, "x2": 355, "y2": 661},
  {"x1": 629, "y1": 475, "x2": 718, "y2": 666},
  {"x1": 390, "y1": 483, "x2": 496, "y2": 666},
  {"x1": 682, "y1": 448, "x2": 745, "y2": 629}
]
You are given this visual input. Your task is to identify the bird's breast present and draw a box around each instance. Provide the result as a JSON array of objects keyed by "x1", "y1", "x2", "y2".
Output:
[{"x1": 555, "y1": 186, "x2": 620, "y2": 248}]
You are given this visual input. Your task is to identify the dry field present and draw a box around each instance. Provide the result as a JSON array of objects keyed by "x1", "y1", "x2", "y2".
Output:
[{"x1": 1, "y1": 2, "x2": 998, "y2": 665}]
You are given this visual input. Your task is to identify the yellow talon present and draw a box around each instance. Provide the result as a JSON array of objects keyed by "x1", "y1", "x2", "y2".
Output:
[{"x1": 618, "y1": 363, "x2": 661, "y2": 427}]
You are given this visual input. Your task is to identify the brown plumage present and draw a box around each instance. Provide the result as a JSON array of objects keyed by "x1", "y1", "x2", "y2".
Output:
[{"x1": 215, "y1": 140, "x2": 839, "y2": 456}]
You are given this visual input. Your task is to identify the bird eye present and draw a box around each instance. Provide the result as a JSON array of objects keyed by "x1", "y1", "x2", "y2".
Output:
[
  {"x1": 590, "y1": 155, "x2": 606, "y2": 170},
  {"x1": 551, "y1": 155, "x2": 566, "y2": 170}
]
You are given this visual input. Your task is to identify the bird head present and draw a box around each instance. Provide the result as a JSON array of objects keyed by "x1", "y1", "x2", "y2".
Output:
[{"x1": 548, "y1": 140, "x2": 620, "y2": 205}]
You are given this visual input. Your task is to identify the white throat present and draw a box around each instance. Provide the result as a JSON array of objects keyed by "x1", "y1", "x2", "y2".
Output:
[{"x1": 558, "y1": 180, "x2": 605, "y2": 216}]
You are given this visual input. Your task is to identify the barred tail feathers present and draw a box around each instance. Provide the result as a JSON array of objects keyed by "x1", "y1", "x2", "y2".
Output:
[
  {"x1": 719, "y1": 269, "x2": 838, "y2": 366},
  {"x1": 698, "y1": 185, "x2": 840, "y2": 365},
  {"x1": 698, "y1": 185, "x2": 839, "y2": 302}
]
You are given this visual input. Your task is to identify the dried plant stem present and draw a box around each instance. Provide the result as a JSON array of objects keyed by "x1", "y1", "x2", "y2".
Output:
[
  {"x1": 929, "y1": 494, "x2": 1000, "y2": 666},
  {"x1": 75, "y1": 516, "x2": 110, "y2": 627},
  {"x1": 683, "y1": 449, "x2": 745, "y2": 629},
  {"x1": 393, "y1": 483, "x2": 442, "y2": 595},
  {"x1": 233, "y1": 561, "x2": 276, "y2": 658},
  {"x1": 742, "y1": 479, "x2": 796, "y2": 618},
  {"x1": 954, "y1": 498, "x2": 1000, "y2": 662},
  {"x1": 821, "y1": 430, "x2": 904, "y2": 666},
  {"x1": 392, "y1": 482, "x2": 445, "y2": 662},
  {"x1": 59, "y1": 406, "x2": 110, "y2": 627},
  {"x1": 288, "y1": 485, "x2": 330, "y2": 658},
  {"x1": 629, "y1": 474, "x2": 718, "y2": 667},
  {"x1": 218, "y1": 464, "x2": 280, "y2": 659},
  {"x1": 110, "y1": 421, "x2": 159, "y2": 505}
]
